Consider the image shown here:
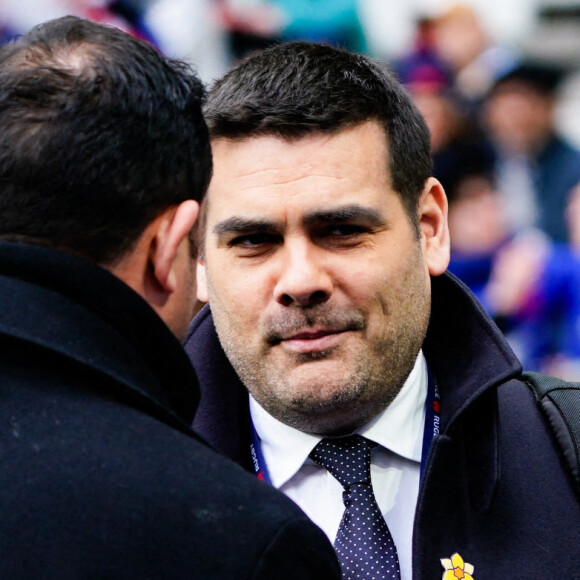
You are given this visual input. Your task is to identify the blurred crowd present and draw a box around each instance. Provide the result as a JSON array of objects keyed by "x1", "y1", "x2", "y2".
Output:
[
  {"x1": 3, "y1": 0, "x2": 580, "y2": 378},
  {"x1": 395, "y1": 4, "x2": 580, "y2": 380}
]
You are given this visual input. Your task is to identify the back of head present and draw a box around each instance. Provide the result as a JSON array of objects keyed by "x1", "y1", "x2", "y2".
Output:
[
  {"x1": 205, "y1": 42, "x2": 431, "y2": 218},
  {"x1": 0, "y1": 16, "x2": 212, "y2": 264}
]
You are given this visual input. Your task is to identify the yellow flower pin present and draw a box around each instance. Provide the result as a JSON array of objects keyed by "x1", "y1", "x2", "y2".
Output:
[{"x1": 441, "y1": 553, "x2": 475, "y2": 580}]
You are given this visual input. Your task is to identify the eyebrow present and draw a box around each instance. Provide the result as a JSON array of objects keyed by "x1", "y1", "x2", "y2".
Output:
[
  {"x1": 212, "y1": 204, "x2": 387, "y2": 238},
  {"x1": 302, "y1": 205, "x2": 386, "y2": 228},
  {"x1": 213, "y1": 217, "x2": 279, "y2": 237}
]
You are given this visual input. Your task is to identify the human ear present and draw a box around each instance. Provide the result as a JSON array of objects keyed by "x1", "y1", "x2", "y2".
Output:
[
  {"x1": 418, "y1": 177, "x2": 450, "y2": 276},
  {"x1": 151, "y1": 200, "x2": 199, "y2": 293}
]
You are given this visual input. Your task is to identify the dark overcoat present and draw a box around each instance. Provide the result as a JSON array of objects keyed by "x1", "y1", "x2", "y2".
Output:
[{"x1": 0, "y1": 241, "x2": 340, "y2": 579}]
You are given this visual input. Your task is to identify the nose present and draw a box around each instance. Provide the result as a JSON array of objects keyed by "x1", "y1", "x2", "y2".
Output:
[{"x1": 273, "y1": 242, "x2": 332, "y2": 308}]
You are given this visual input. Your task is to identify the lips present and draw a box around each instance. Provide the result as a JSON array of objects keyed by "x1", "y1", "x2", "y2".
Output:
[
  {"x1": 288, "y1": 329, "x2": 341, "y2": 340},
  {"x1": 264, "y1": 310, "x2": 365, "y2": 348},
  {"x1": 279, "y1": 328, "x2": 348, "y2": 354}
]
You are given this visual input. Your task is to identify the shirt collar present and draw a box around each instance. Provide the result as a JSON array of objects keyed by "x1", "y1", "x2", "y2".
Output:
[{"x1": 249, "y1": 351, "x2": 427, "y2": 488}]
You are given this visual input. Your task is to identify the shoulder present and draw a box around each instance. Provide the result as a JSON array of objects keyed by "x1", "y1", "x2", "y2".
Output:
[
  {"x1": 496, "y1": 376, "x2": 557, "y2": 447},
  {"x1": 0, "y1": 391, "x2": 339, "y2": 578},
  {"x1": 539, "y1": 136, "x2": 580, "y2": 177},
  {"x1": 109, "y1": 436, "x2": 340, "y2": 579},
  {"x1": 496, "y1": 376, "x2": 578, "y2": 500},
  {"x1": 541, "y1": 135, "x2": 580, "y2": 159}
]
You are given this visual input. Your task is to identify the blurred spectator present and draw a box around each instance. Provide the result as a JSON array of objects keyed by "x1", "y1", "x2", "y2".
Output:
[
  {"x1": 70, "y1": 0, "x2": 158, "y2": 43},
  {"x1": 484, "y1": 226, "x2": 580, "y2": 380},
  {"x1": 0, "y1": 21, "x2": 17, "y2": 45},
  {"x1": 0, "y1": 0, "x2": 231, "y2": 83},
  {"x1": 427, "y1": 2, "x2": 518, "y2": 104},
  {"x1": 145, "y1": 0, "x2": 228, "y2": 82},
  {"x1": 395, "y1": 15, "x2": 456, "y2": 156},
  {"x1": 438, "y1": 116, "x2": 580, "y2": 379},
  {"x1": 273, "y1": 0, "x2": 367, "y2": 53},
  {"x1": 213, "y1": 0, "x2": 285, "y2": 60},
  {"x1": 443, "y1": 147, "x2": 580, "y2": 379},
  {"x1": 444, "y1": 142, "x2": 508, "y2": 304},
  {"x1": 0, "y1": 0, "x2": 158, "y2": 46},
  {"x1": 396, "y1": 45, "x2": 495, "y2": 209},
  {"x1": 483, "y1": 61, "x2": 580, "y2": 242}
]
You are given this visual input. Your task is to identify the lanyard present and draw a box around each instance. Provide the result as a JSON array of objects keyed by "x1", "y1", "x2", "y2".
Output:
[
  {"x1": 250, "y1": 419, "x2": 273, "y2": 484},
  {"x1": 420, "y1": 367, "x2": 440, "y2": 483},
  {"x1": 250, "y1": 369, "x2": 440, "y2": 485}
]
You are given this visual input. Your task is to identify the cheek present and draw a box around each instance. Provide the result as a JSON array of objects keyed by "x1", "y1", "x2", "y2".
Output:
[
  {"x1": 206, "y1": 261, "x2": 270, "y2": 326},
  {"x1": 360, "y1": 249, "x2": 428, "y2": 318},
  {"x1": 350, "y1": 245, "x2": 418, "y2": 291},
  {"x1": 337, "y1": 260, "x2": 396, "y2": 321}
]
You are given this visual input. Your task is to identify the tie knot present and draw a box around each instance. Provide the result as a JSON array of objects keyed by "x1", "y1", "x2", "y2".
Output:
[{"x1": 310, "y1": 434, "x2": 372, "y2": 489}]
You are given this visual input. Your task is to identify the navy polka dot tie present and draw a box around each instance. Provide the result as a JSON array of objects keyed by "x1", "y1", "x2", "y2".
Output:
[{"x1": 310, "y1": 435, "x2": 401, "y2": 580}]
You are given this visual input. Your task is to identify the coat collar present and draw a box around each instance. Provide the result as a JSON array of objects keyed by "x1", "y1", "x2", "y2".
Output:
[
  {"x1": 0, "y1": 241, "x2": 200, "y2": 430},
  {"x1": 424, "y1": 272, "x2": 521, "y2": 434},
  {"x1": 423, "y1": 272, "x2": 522, "y2": 512},
  {"x1": 186, "y1": 305, "x2": 254, "y2": 469}
]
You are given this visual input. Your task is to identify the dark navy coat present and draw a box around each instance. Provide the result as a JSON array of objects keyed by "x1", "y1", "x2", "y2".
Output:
[
  {"x1": 185, "y1": 272, "x2": 580, "y2": 579},
  {"x1": 0, "y1": 242, "x2": 340, "y2": 579}
]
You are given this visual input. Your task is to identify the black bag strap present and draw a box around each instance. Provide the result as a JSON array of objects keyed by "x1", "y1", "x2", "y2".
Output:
[{"x1": 520, "y1": 371, "x2": 580, "y2": 495}]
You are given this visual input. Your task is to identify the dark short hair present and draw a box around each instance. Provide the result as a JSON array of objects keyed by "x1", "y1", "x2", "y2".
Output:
[
  {"x1": 205, "y1": 42, "x2": 432, "y2": 221},
  {"x1": 0, "y1": 16, "x2": 212, "y2": 264},
  {"x1": 489, "y1": 61, "x2": 566, "y2": 98}
]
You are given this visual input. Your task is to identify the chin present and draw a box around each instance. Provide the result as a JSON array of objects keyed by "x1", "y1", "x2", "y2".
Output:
[{"x1": 271, "y1": 384, "x2": 371, "y2": 434}]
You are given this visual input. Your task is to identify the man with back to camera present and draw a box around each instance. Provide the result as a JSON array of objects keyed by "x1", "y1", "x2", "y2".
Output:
[
  {"x1": 0, "y1": 18, "x2": 342, "y2": 579},
  {"x1": 184, "y1": 42, "x2": 580, "y2": 579}
]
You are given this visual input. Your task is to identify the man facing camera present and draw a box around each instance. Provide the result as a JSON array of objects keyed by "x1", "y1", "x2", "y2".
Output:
[
  {"x1": 185, "y1": 42, "x2": 580, "y2": 579},
  {"x1": 0, "y1": 18, "x2": 340, "y2": 579}
]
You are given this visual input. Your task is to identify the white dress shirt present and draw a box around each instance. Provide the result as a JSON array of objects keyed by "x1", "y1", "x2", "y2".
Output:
[{"x1": 249, "y1": 352, "x2": 428, "y2": 580}]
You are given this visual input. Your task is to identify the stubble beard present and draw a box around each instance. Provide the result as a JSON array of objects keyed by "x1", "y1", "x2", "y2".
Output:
[{"x1": 207, "y1": 265, "x2": 431, "y2": 435}]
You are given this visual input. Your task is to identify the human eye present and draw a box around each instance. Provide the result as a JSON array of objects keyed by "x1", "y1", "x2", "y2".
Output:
[
  {"x1": 318, "y1": 223, "x2": 371, "y2": 246},
  {"x1": 326, "y1": 224, "x2": 369, "y2": 237},
  {"x1": 227, "y1": 232, "x2": 280, "y2": 255}
]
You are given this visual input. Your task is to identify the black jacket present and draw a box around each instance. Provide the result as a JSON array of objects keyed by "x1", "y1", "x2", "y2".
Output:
[
  {"x1": 0, "y1": 241, "x2": 340, "y2": 579},
  {"x1": 185, "y1": 272, "x2": 580, "y2": 579}
]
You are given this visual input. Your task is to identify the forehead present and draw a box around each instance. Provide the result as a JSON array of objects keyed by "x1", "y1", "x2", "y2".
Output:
[{"x1": 205, "y1": 121, "x2": 395, "y2": 221}]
